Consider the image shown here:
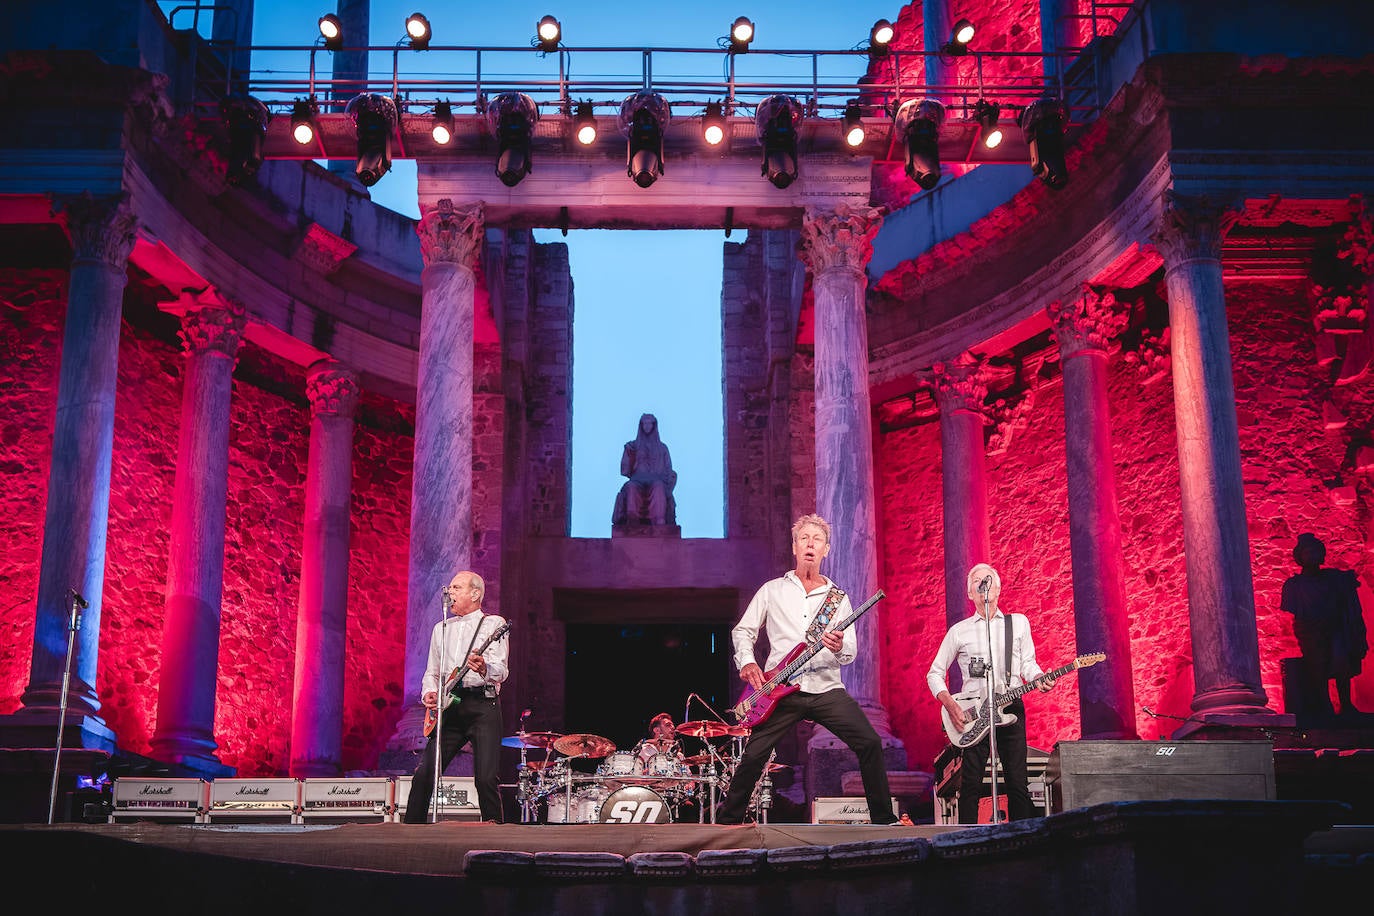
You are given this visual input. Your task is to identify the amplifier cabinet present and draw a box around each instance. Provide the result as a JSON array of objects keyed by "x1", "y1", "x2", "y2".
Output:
[
  {"x1": 1044, "y1": 739, "x2": 1275, "y2": 813},
  {"x1": 109, "y1": 778, "x2": 207, "y2": 823},
  {"x1": 393, "y1": 776, "x2": 481, "y2": 822},
  {"x1": 206, "y1": 777, "x2": 301, "y2": 823},
  {"x1": 811, "y1": 796, "x2": 899, "y2": 824},
  {"x1": 299, "y1": 777, "x2": 392, "y2": 822}
]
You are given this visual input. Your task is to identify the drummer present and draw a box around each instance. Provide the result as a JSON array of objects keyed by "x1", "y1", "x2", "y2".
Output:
[{"x1": 637, "y1": 712, "x2": 683, "y2": 764}]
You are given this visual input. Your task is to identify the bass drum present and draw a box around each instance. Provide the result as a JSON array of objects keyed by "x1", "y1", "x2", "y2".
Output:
[
  {"x1": 597, "y1": 785, "x2": 672, "y2": 824},
  {"x1": 544, "y1": 785, "x2": 610, "y2": 824}
]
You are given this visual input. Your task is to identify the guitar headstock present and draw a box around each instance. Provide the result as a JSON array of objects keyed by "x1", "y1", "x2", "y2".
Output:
[{"x1": 1075, "y1": 652, "x2": 1107, "y2": 669}]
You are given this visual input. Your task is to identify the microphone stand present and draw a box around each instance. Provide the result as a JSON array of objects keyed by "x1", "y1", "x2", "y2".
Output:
[
  {"x1": 686, "y1": 692, "x2": 731, "y2": 824},
  {"x1": 47, "y1": 590, "x2": 85, "y2": 825},
  {"x1": 980, "y1": 583, "x2": 1003, "y2": 825},
  {"x1": 430, "y1": 590, "x2": 453, "y2": 824}
]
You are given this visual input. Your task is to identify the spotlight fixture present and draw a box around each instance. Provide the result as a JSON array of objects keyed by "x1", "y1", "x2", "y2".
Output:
[
  {"x1": 346, "y1": 92, "x2": 398, "y2": 187},
  {"x1": 431, "y1": 100, "x2": 454, "y2": 145},
  {"x1": 974, "y1": 99, "x2": 1003, "y2": 150},
  {"x1": 1020, "y1": 97, "x2": 1069, "y2": 189},
  {"x1": 406, "y1": 12, "x2": 432, "y2": 50},
  {"x1": 894, "y1": 97, "x2": 945, "y2": 190},
  {"x1": 843, "y1": 102, "x2": 865, "y2": 148},
  {"x1": 290, "y1": 98, "x2": 318, "y2": 146},
  {"x1": 869, "y1": 18, "x2": 894, "y2": 54},
  {"x1": 941, "y1": 18, "x2": 975, "y2": 56},
  {"x1": 728, "y1": 16, "x2": 754, "y2": 54},
  {"x1": 755, "y1": 94, "x2": 802, "y2": 189},
  {"x1": 219, "y1": 94, "x2": 270, "y2": 186},
  {"x1": 574, "y1": 101, "x2": 597, "y2": 145},
  {"x1": 486, "y1": 92, "x2": 540, "y2": 187},
  {"x1": 618, "y1": 91, "x2": 670, "y2": 188},
  {"x1": 318, "y1": 14, "x2": 343, "y2": 51},
  {"x1": 702, "y1": 101, "x2": 726, "y2": 146},
  {"x1": 536, "y1": 15, "x2": 561, "y2": 53}
]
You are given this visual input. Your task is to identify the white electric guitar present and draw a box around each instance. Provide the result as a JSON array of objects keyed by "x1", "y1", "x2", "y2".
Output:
[{"x1": 941, "y1": 653, "x2": 1106, "y2": 748}]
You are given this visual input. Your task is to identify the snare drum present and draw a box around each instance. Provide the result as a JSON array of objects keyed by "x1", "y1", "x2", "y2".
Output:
[
  {"x1": 597, "y1": 750, "x2": 643, "y2": 782},
  {"x1": 643, "y1": 752, "x2": 687, "y2": 780},
  {"x1": 544, "y1": 785, "x2": 610, "y2": 824}
]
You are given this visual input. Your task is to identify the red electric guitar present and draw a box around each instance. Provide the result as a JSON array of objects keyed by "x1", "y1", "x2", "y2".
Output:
[
  {"x1": 729, "y1": 590, "x2": 885, "y2": 729},
  {"x1": 422, "y1": 620, "x2": 511, "y2": 738}
]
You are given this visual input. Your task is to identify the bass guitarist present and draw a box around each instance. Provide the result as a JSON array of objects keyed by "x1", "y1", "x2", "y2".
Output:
[
  {"x1": 928, "y1": 562, "x2": 1054, "y2": 824},
  {"x1": 715, "y1": 514, "x2": 897, "y2": 826}
]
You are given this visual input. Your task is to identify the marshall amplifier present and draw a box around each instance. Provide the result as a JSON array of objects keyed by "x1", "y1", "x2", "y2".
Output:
[
  {"x1": 299, "y1": 777, "x2": 392, "y2": 823},
  {"x1": 393, "y1": 776, "x2": 480, "y2": 822},
  {"x1": 206, "y1": 778, "x2": 301, "y2": 823},
  {"x1": 811, "y1": 796, "x2": 899, "y2": 824},
  {"x1": 109, "y1": 778, "x2": 208, "y2": 823},
  {"x1": 1044, "y1": 739, "x2": 1276, "y2": 813}
]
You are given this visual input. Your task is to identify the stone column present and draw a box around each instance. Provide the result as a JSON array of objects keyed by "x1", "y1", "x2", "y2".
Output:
[
  {"x1": 386, "y1": 200, "x2": 484, "y2": 757},
  {"x1": 1048, "y1": 288, "x2": 1139, "y2": 739},
  {"x1": 929, "y1": 353, "x2": 992, "y2": 640},
  {"x1": 1039, "y1": 0, "x2": 1076, "y2": 85},
  {"x1": 3, "y1": 194, "x2": 136, "y2": 753},
  {"x1": 922, "y1": 0, "x2": 956, "y2": 101},
  {"x1": 1151, "y1": 192, "x2": 1281, "y2": 729},
  {"x1": 799, "y1": 205, "x2": 906, "y2": 790},
  {"x1": 327, "y1": 0, "x2": 370, "y2": 183},
  {"x1": 149, "y1": 295, "x2": 245, "y2": 768},
  {"x1": 289, "y1": 360, "x2": 360, "y2": 777}
]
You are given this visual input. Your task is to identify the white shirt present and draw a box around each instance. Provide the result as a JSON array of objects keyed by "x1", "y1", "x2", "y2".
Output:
[
  {"x1": 732, "y1": 571, "x2": 857, "y2": 694},
  {"x1": 926, "y1": 609, "x2": 1044, "y2": 698},
  {"x1": 421, "y1": 611, "x2": 509, "y2": 696}
]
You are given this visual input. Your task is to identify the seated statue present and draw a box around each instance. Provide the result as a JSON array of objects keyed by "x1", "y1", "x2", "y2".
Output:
[{"x1": 612, "y1": 413, "x2": 677, "y2": 529}]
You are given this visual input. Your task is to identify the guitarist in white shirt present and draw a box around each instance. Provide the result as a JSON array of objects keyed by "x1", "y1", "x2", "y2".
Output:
[
  {"x1": 927, "y1": 562, "x2": 1054, "y2": 824},
  {"x1": 715, "y1": 514, "x2": 898, "y2": 826},
  {"x1": 402, "y1": 571, "x2": 509, "y2": 824}
]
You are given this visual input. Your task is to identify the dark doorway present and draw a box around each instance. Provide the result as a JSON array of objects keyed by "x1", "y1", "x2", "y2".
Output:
[{"x1": 566, "y1": 622, "x2": 732, "y2": 752}]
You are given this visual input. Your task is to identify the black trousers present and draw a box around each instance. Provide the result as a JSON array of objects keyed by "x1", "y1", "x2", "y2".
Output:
[
  {"x1": 404, "y1": 689, "x2": 503, "y2": 823},
  {"x1": 957, "y1": 697, "x2": 1035, "y2": 824},
  {"x1": 717, "y1": 688, "x2": 895, "y2": 825}
]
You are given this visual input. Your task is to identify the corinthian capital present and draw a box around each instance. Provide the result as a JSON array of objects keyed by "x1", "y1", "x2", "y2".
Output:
[
  {"x1": 800, "y1": 204, "x2": 883, "y2": 275},
  {"x1": 1049, "y1": 287, "x2": 1130, "y2": 358},
  {"x1": 53, "y1": 192, "x2": 138, "y2": 268},
  {"x1": 306, "y1": 360, "x2": 361, "y2": 419},
  {"x1": 926, "y1": 351, "x2": 990, "y2": 414},
  {"x1": 417, "y1": 199, "x2": 485, "y2": 269},
  {"x1": 1151, "y1": 191, "x2": 1241, "y2": 267},
  {"x1": 177, "y1": 295, "x2": 246, "y2": 359}
]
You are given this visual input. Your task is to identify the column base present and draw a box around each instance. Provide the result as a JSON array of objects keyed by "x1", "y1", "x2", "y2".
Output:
[
  {"x1": 805, "y1": 724, "x2": 907, "y2": 800},
  {"x1": 0, "y1": 711, "x2": 116, "y2": 755}
]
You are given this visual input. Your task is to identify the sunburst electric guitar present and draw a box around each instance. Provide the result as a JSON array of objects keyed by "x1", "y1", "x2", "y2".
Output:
[
  {"x1": 730, "y1": 590, "x2": 885, "y2": 729},
  {"x1": 941, "y1": 652, "x2": 1106, "y2": 748},
  {"x1": 422, "y1": 620, "x2": 512, "y2": 738}
]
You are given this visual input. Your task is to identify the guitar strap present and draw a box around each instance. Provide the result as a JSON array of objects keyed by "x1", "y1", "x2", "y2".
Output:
[
  {"x1": 450, "y1": 613, "x2": 485, "y2": 694},
  {"x1": 805, "y1": 586, "x2": 845, "y2": 643},
  {"x1": 1003, "y1": 613, "x2": 1013, "y2": 695}
]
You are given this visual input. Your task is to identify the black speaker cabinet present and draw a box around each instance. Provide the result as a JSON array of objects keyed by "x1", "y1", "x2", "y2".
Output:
[{"x1": 1044, "y1": 739, "x2": 1275, "y2": 813}]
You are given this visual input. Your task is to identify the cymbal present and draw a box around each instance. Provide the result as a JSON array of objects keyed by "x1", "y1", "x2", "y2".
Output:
[
  {"x1": 520, "y1": 759, "x2": 559, "y2": 771},
  {"x1": 763, "y1": 762, "x2": 791, "y2": 773},
  {"x1": 552, "y1": 733, "x2": 617, "y2": 758},
  {"x1": 682, "y1": 753, "x2": 716, "y2": 767},
  {"x1": 676, "y1": 720, "x2": 731, "y2": 738},
  {"x1": 724, "y1": 725, "x2": 751, "y2": 737},
  {"x1": 501, "y1": 731, "x2": 563, "y2": 749}
]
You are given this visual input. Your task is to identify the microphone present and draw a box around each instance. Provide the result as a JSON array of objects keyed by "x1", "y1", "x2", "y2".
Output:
[
  {"x1": 976, "y1": 575, "x2": 993, "y2": 594},
  {"x1": 69, "y1": 589, "x2": 89, "y2": 610},
  {"x1": 441, "y1": 587, "x2": 454, "y2": 613},
  {"x1": 1141, "y1": 706, "x2": 1157, "y2": 718},
  {"x1": 521, "y1": 708, "x2": 532, "y2": 720}
]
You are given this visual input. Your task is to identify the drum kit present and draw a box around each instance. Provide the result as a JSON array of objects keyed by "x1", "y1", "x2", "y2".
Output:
[{"x1": 503, "y1": 718, "x2": 776, "y2": 824}]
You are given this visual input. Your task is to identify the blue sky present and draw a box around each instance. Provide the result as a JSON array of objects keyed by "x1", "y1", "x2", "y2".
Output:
[{"x1": 213, "y1": 1, "x2": 902, "y2": 537}]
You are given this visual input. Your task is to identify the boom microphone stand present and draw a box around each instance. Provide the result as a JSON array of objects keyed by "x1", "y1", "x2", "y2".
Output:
[
  {"x1": 685, "y1": 692, "x2": 731, "y2": 824},
  {"x1": 979, "y1": 577, "x2": 1003, "y2": 824},
  {"x1": 47, "y1": 588, "x2": 87, "y2": 825}
]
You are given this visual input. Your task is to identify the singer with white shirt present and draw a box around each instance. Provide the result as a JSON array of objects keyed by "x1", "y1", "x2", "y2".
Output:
[
  {"x1": 927, "y1": 562, "x2": 1053, "y2": 824},
  {"x1": 402, "y1": 570, "x2": 509, "y2": 824}
]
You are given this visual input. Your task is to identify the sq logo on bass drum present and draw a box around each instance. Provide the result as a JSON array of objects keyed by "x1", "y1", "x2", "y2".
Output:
[{"x1": 598, "y1": 786, "x2": 671, "y2": 824}]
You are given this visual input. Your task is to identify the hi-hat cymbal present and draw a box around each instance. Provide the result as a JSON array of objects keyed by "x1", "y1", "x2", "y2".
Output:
[
  {"x1": 763, "y1": 761, "x2": 791, "y2": 773},
  {"x1": 682, "y1": 753, "x2": 716, "y2": 767},
  {"x1": 501, "y1": 731, "x2": 563, "y2": 749},
  {"x1": 676, "y1": 720, "x2": 731, "y2": 738},
  {"x1": 724, "y1": 724, "x2": 751, "y2": 737},
  {"x1": 552, "y1": 733, "x2": 616, "y2": 758}
]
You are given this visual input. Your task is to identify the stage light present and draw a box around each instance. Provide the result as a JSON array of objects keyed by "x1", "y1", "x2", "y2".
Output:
[
  {"x1": 290, "y1": 98, "x2": 317, "y2": 146},
  {"x1": 431, "y1": 100, "x2": 453, "y2": 145},
  {"x1": 406, "y1": 13, "x2": 431, "y2": 49},
  {"x1": 755, "y1": 94, "x2": 802, "y2": 189},
  {"x1": 894, "y1": 98, "x2": 945, "y2": 190},
  {"x1": 486, "y1": 92, "x2": 539, "y2": 186},
  {"x1": 870, "y1": 19, "x2": 894, "y2": 49},
  {"x1": 619, "y1": 91, "x2": 670, "y2": 188},
  {"x1": 220, "y1": 94, "x2": 270, "y2": 186},
  {"x1": 346, "y1": 92, "x2": 397, "y2": 187},
  {"x1": 974, "y1": 99, "x2": 1003, "y2": 150},
  {"x1": 318, "y1": 14, "x2": 342, "y2": 51},
  {"x1": 702, "y1": 101, "x2": 726, "y2": 146},
  {"x1": 536, "y1": 15, "x2": 561, "y2": 53},
  {"x1": 729, "y1": 17, "x2": 754, "y2": 54},
  {"x1": 843, "y1": 102, "x2": 865, "y2": 148},
  {"x1": 574, "y1": 101, "x2": 597, "y2": 145},
  {"x1": 1021, "y1": 97, "x2": 1069, "y2": 189},
  {"x1": 941, "y1": 18, "x2": 974, "y2": 55}
]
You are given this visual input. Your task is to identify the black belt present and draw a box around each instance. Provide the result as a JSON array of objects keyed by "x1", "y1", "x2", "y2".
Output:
[{"x1": 451, "y1": 684, "x2": 495, "y2": 699}]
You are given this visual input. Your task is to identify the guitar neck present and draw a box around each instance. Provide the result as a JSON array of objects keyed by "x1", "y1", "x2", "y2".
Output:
[
  {"x1": 771, "y1": 589, "x2": 885, "y2": 686},
  {"x1": 996, "y1": 659, "x2": 1077, "y2": 705}
]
